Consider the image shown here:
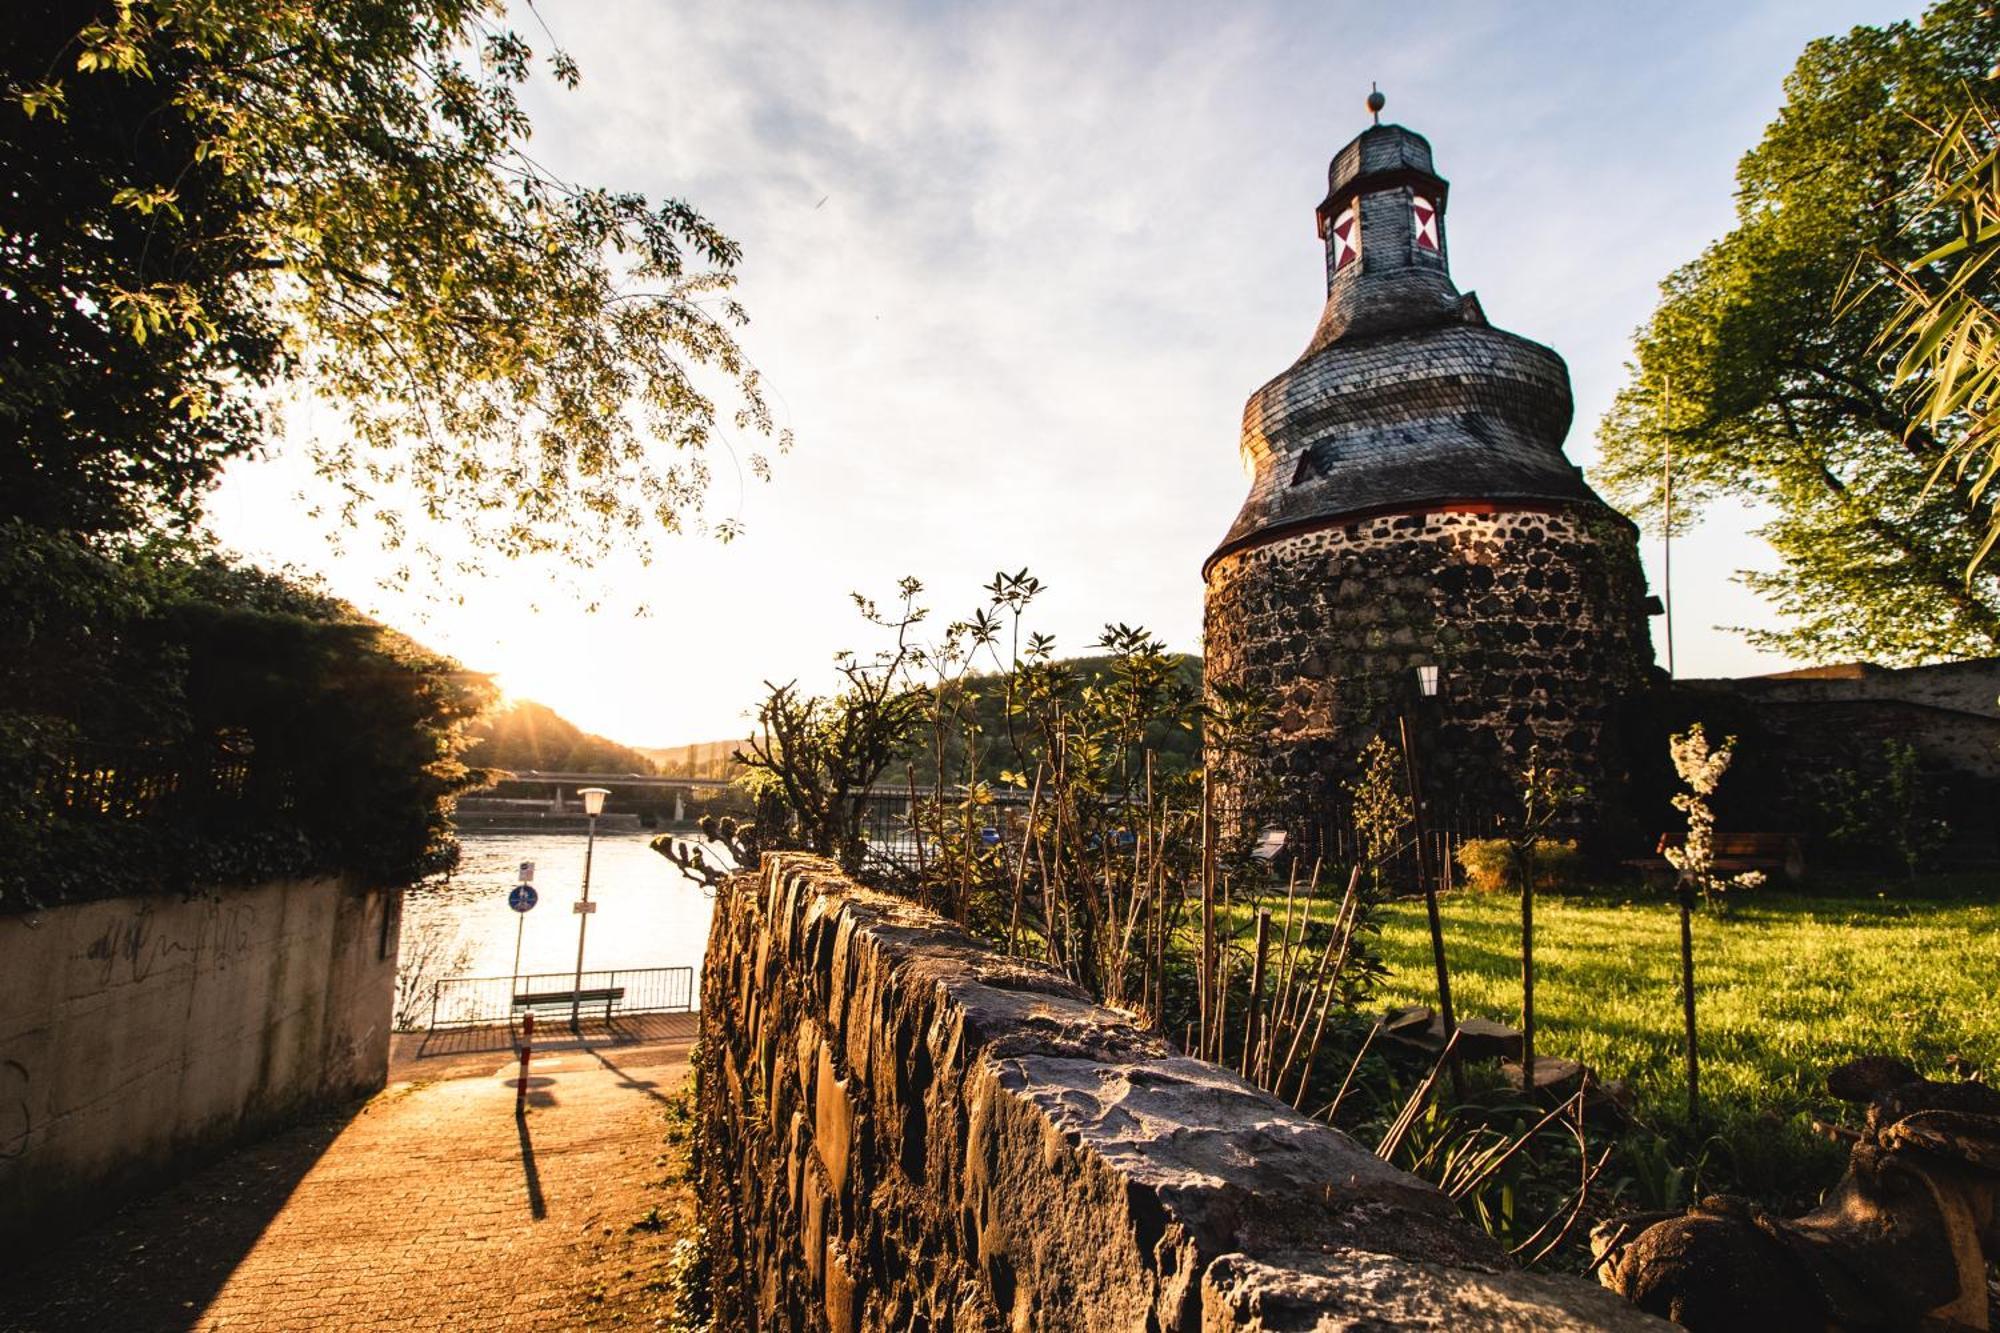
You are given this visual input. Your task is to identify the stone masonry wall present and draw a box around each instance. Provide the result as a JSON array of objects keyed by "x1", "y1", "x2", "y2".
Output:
[
  {"x1": 697, "y1": 853, "x2": 1667, "y2": 1330},
  {"x1": 1203, "y1": 502, "x2": 1654, "y2": 841},
  {"x1": 0, "y1": 876, "x2": 398, "y2": 1249}
]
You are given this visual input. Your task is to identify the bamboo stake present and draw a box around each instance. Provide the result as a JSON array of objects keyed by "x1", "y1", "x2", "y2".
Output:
[
  {"x1": 1277, "y1": 864, "x2": 1361, "y2": 1101},
  {"x1": 1005, "y1": 762, "x2": 1046, "y2": 957},
  {"x1": 1208, "y1": 876, "x2": 1224, "y2": 1056},
  {"x1": 1315, "y1": 1017, "x2": 1380, "y2": 1121},
  {"x1": 1242, "y1": 909, "x2": 1272, "y2": 1080},
  {"x1": 1198, "y1": 771, "x2": 1217, "y2": 1062},
  {"x1": 1268, "y1": 859, "x2": 1324, "y2": 1077},
  {"x1": 1400, "y1": 711, "x2": 1463, "y2": 1105},
  {"x1": 1377, "y1": 1030, "x2": 1462, "y2": 1161}
]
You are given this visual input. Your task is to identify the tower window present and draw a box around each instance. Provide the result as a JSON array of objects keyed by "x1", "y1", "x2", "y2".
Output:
[
  {"x1": 1330, "y1": 205, "x2": 1358, "y2": 273},
  {"x1": 1413, "y1": 195, "x2": 1440, "y2": 253}
]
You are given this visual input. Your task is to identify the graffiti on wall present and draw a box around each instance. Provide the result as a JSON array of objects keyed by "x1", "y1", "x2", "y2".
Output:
[{"x1": 79, "y1": 900, "x2": 259, "y2": 988}]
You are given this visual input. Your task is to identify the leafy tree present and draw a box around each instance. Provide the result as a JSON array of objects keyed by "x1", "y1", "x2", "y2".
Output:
[
  {"x1": 0, "y1": 540, "x2": 494, "y2": 909},
  {"x1": 1813, "y1": 738, "x2": 1950, "y2": 878},
  {"x1": 2, "y1": 0, "x2": 781, "y2": 561},
  {"x1": 1596, "y1": 1, "x2": 2000, "y2": 662},
  {"x1": 1343, "y1": 736, "x2": 1411, "y2": 893},
  {"x1": 737, "y1": 580, "x2": 929, "y2": 876},
  {"x1": 1504, "y1": 745, "x2": 1582, "y2": 1096}
]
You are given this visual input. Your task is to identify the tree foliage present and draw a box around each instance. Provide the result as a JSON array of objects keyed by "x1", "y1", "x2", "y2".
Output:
[
  {"x1": 737, "y1": 579, "x2": 929, "y2": 876},
  {"x1": 0, "y1": 533, "x2": 494, "y2": 908},
  {"x1": 1596, "y1": 1, "x2": 2000, "y2": 662},
  {"x1": 2, "y1": 0, "x2": 781, "y2": 562},
  {"x1": 1868, "y1": 101, "x2": 2000, "y2": 576}
]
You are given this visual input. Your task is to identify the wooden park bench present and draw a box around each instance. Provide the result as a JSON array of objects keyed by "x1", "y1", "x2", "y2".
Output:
[
  {"x1": 511, "y1": 985, "x2": 626, "y2": 1027},
  {"x1": 1628, "y1": 832, "x2": 1806, "y2": 884}
]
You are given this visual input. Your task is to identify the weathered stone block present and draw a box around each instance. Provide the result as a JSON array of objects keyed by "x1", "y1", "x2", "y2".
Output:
[{"x1": 697, "y1": 855, "x2": 1671, "y2": 1331}]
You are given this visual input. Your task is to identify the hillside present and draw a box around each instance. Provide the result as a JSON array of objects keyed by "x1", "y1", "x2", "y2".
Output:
[
  {"x1": 633, "y1": 654, "x2": 1207, "y2": 788},
  {"x1": 463, "y1": 700, "x2": 657, "y2": 775},
  {"x1": 903, "y1": 652, "x2": 1204, "y2": 786}
]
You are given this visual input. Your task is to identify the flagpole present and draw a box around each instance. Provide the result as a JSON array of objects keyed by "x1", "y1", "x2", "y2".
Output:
[{"x1": 1662, "y1": 375, "x2": 1676, "y2": 680}]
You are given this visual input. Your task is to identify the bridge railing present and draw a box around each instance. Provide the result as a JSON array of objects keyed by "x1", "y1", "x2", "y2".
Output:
[{"x1": 424, "y1": 965, "x2": 696, "y2": 1031}]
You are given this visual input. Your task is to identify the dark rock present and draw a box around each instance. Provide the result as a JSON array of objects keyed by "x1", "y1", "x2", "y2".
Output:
[
  {"x1": 1499, "y1": 1057, "x2": 1587, "y2": 1104},
  {"x1": 1597, "y1": 1063, "x2": 2000, "y2": 1330},
  {"x1": 1826, "y1": 1055, "x2": 1919, "y2": 1103}
]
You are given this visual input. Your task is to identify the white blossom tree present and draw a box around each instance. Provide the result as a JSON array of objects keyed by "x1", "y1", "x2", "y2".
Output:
[{"x1": 1663, "y1": 723, "x2": 1762, "y2": 1123}]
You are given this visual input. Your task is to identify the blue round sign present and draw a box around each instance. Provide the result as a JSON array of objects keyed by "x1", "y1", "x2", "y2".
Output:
[{"x1": 508, "y1": 883, "x2": 539, "y2": 913}]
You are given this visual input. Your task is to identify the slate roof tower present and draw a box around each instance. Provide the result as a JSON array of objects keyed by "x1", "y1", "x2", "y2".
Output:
[{"x1": 1202, "y1": 107, "x2": 1657, "y2": 844}]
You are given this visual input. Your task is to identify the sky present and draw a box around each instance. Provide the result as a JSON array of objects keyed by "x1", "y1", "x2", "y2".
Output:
[{"x1": 208, "y1": 0, "x2": 1922, "y2": 747}]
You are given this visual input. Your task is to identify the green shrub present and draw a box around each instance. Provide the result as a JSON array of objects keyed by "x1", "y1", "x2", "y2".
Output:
[{"x1": 1455, "y1": 838, "x2": 1581, "y2": 893}]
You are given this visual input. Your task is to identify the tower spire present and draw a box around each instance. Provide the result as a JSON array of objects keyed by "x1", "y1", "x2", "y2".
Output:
[{"x1": 1367, "y1": 83, "x2": 1385, "y2": 125}]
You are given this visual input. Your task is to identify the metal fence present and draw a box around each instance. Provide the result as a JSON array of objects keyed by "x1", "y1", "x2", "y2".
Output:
[
  {"x1": 1303, "y1": 798, "x2": 1508, "y2": 894},
  {"x1": 33, "y1": 738, "x2": 262, "y2": 821},
  {"x1": 855, "y1": 790, "x2": 1505, "y2": 894},
  {"x1": 425, "y1": 966, "x2": 696, "y2": 1031}
]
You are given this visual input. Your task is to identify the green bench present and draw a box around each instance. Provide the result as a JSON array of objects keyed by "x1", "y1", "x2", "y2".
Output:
[
  {"x1": 1629, "y1": 832, "x2": 1805, "y2": 883},
  {"x1": 511, "y1": 986, "x2": 625, "y2": 1026}
]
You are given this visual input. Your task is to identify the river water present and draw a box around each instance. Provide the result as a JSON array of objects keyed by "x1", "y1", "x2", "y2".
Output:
[{"x1": 399, "y1": 829, "x2": 720, "y2": 985}]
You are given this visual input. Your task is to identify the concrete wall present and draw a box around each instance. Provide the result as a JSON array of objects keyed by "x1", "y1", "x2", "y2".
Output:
[
  {"x1": 1682, "y1": 657, "x2": 2000, "y2": 781},
  {"x1": 700, "y1": 854, "x2": 1666, "y2": 1331},
  {"x1": 0, "y1": 877, "x2": 398, "y2": 1248}
]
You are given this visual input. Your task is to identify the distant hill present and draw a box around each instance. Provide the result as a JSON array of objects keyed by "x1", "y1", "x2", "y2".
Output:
[{"x1": 464, "y1": 700, "x2": 657, "y2": 775}]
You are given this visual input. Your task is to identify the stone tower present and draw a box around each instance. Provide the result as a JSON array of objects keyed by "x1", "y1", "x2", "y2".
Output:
[{"x1": 1202, "y1": 112, "x2": 1656, "y2": 845}]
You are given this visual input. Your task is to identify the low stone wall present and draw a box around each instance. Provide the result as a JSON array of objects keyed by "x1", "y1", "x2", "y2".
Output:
[
  {"x1": 699, "y1": 854, "x2": 1664, "y2": 1330},
  {"x1": 0, "y1": 876, "x2": 398, "y2": 1249}
]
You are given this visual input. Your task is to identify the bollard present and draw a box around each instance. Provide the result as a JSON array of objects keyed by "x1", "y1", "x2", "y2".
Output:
[{"x1": 516, "y1": 1012, "x2": 534, "y2": 1114}]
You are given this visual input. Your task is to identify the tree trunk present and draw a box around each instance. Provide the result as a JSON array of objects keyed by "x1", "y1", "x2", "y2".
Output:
[
  {"x1": 1679, "y1": 885, "x2": 1700, "y2": 1125},
  {"x1": 1520, "y1": 847, "x2": 1536, "y2": 1097}
]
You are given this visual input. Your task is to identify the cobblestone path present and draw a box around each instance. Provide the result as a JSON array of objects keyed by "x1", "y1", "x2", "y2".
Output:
[{"x1": 2, "y1": 1030, "x2": 698, "y2": 1331}]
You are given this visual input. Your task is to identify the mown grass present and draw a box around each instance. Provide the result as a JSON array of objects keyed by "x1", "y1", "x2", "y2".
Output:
[{"x1": 1369, "y1": 886, "x2": 2000, "y2": 1200}]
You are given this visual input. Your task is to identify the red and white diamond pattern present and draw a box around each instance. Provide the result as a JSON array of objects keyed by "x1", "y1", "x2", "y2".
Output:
[
  {"x1": 1331, "y1": 205, "x2": 1357, "y2": 272},
  {"x1": 1413, "y1": 195, "x2": 1439, "y2": 252}
]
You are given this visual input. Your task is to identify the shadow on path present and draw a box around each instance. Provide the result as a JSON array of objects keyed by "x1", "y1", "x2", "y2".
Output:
[
  {"x1": 586, "y1": 1049, "x2": 675, "y2": 1108},
  {"x1": 0, "y1": 1101, "x2": 363, "y2": 1333},
  {"x1": 406, "y1": 1010, "x2": 697, "y2": 1060},
  {"x1": 515, "y1": 1109, "x2": 547, "y2": 1221}
]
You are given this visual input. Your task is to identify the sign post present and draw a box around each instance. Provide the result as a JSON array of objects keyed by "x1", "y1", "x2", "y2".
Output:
[{"x1": 508, "y1": 861, "x2": 538, "y2": 1005}]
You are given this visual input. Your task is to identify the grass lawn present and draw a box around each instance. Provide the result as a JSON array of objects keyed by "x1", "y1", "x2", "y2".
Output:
[{"x1": 1371, "y1": 887, "x2": 1999, "y2": 1197}]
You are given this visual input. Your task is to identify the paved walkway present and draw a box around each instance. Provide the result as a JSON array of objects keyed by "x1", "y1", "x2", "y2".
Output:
[{"x1": 2, "y1": 1021, "x2": 698, "y2": 1332}]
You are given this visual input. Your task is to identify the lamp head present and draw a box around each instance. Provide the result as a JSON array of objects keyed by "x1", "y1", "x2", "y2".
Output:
[
  {"x1": 1415, "y1": 663, "x2": 1440, "y2": 698},
  {"x1": 579, "y1": 787, "x2": 610, "y2": 818}
]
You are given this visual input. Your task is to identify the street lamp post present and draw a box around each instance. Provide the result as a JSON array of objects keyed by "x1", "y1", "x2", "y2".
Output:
[
  {"x1": 1399, "y1": 664, "x2": 1463, "y2": 1102},
  {"x1": 570, "y1": 787, "x2": 610, "y2": 1033}
]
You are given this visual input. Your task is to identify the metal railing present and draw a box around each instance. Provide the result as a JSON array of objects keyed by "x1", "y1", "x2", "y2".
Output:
[
  {"x1": 425, "y1": 966, "x2": 695, "y2": 1031},
  {"x1": 32, "y1": 739, "x2": 262, "y2": 822},
  {"x1": 858, "y1": 791, "x2": 1505, "y2": 894}
]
